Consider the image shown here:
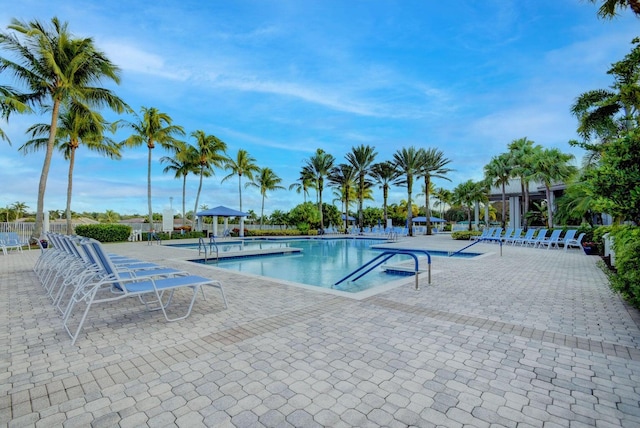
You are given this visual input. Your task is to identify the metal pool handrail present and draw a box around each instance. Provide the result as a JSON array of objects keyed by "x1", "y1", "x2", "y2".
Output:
[
  {"x1": 449, "y1": 237, "x2": 502, "y2": 257},
  {"x1": 198, "y1": 237, "x2": 219, "y2": 262},
  {"x1": 333, "y1": 249, "x2": 431, "y2": 290}
]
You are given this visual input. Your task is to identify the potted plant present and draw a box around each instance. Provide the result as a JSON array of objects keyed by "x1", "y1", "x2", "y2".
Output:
[{"x1": 582, "y1": 241, "x2": 596, "y2": 255}]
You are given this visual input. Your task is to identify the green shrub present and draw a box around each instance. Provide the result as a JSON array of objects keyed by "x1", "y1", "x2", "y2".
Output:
[
  {"x1": 609, "y1": 226, "x2": 640, "y2": 308},
  {"x1": 76, "y1": 224, "x2": 132, "y2": 242},
  {"x1": 451, "y1": 230, "x2": 481, "y2": 240}
]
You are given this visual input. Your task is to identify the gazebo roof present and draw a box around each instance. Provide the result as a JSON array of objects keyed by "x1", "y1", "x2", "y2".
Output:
[{"x1": 195, "y1": 205, "x2": 248, "y2": 217}]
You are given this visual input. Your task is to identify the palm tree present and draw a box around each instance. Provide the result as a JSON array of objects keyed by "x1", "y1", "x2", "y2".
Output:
[
  {"x1": 161, "y1": 141, "x2": 198, "y2": 229},
  {"x1": 22, "y1": 101, "x2": 120, "y2": 234},
  {"x1": 508, "y1": 137, "x2": 538, "y2": 229},
  {"x1": 346, "y1": 144, "x2": 377, "y2": 232},
  {"x1": 1, "y1": 85, "x2": 31, "y2": 143},
  {"x1": 433, "y1": 187, "x2": 452, "y2": 219},
  {"x1": 246, "y1": 167, "x2": 285, "y2": 228},
  {"x1": 530, "y1": 148, "x2": 577, "y2": 228},
  {"x1": 190, "y1": 131, "x2": 228, "y2": 228},
  {"x1": 327, "y1": 163, "x2": 357, "y2": 233},
  {"x1": 484, "y1": 153, "x2": 512, "y2": 229},
  {"x1": 304, "y1": 149, "x2": 335, "y2": 229},
  {"x1": 0, "y1": 17, "x2": 128, "y2": 239},
  {"x1": 101, "y1": 209, "x2": 119, "y2": 223},
  {"x1": 289, "y1": 167, "x2": 315, "y2": 203},
  {"x1": 121, "y1": 107, "x2": 185, "y2": 225},
  {"x1": 10, "y1": 201, "x2": 28, "y2": 221},
  {"x1": 420, "y1": 148, "x2": 452, "y2": 235},
  {"x1": 392, "y1": 146, "x2": 425, "y2": 237},
  {"x1": 587, "y1": 0, "x2": 640, "y2": 18},
  {"x1": 370, "y1": 161, "x2": 399, "y2": 227},
  {"x1": 453, "y1": 180, "x2": 488, "y2": 231},
  {"x1": 222, "y1": 149, "x2": 260, "y2": 212}
]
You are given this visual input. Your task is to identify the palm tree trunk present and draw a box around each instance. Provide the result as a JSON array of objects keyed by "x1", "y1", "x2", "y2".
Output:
[
  {"x1": 193, "y1": 169, "x2": 204, "y2": 231},
  {"x1": 260, "y1": 194, "x2": 265, "y2": 229},
  {"x1": 425, "y1": 176, "x2": 432, "y2": 235},
  {"x1": 147, "y1": 147, "x2": 153, "y2": 227},
  {"x1": 32, "y1": 100, "x2": 61, "y2": 241},
  {"x1": 546, "y1": 185, "x2": 553, "y2": 228},
  {"x1": 407, "y1": 178, "x2": 413, "y2": 237},
  {"x1": 238, "y1": 174, "x2": 242, "y2": 211},
  {"x1": 181, "y1": 176, "x2": 187, "y2": 229},
  {"x1": 383, "y1": 185, "x2": 388, "y2": 225},
  {"x1": 501, "y1": 182, "x2": 506, "y2": 229},
  {"x1": 65, "y1": 148, "x2": 76, "y2": 235}
]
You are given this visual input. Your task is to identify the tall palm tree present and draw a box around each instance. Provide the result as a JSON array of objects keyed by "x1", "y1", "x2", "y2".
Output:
[
  {"x1": 420, "y1": 148, "x2": 452, "y2": 235},
  {"x1": 346, "y1": 144, "x2": 377, "y2": 232},
  {"x1": 588, "y1": 0, "x2": 640, "y2": 18},
  {"x1": 222, "y1": 149, "x2": 259, "y2": 212},
  {"x1": 530, "y1": 148, "x2": 577, "y2": 228},
  {"x1": 484, "y1": 153, "x2": 512, "y2": 229},
  {"x1": 304, "y1": 149, "x2": 335, "y2": 229},
  {"x1": 0, "y1": 17, "x2": 128, "y2": 239},
  {"x1": 246, "y1": 167, "x2": 285, "y2": 228},
  {"x1": 22, "y1": 101, "x2": 120, "y2": 234},
  {"x1": 392, "y1": 146, "x2": 425, "y2": 237},
  {"x1": 433, "y1": 187, "x2": 452, "y2": 220},
  {"x1": 508, "y1": 137, "x2": 538, "y2": 229},
  {"x1": 161, "y1": 141, "x2": 198, "y2": 229},
  {"x1": 370, "y1": 161, "x2": 399, "y2": 227},
  {"x1": 453, "y1": 180, "x2": 488, "y2": 231},
  {"x1": 190, "y1": 131, "x2": 228, "y2": 228},
  {"x1": 289, "y1": 167, "x2": 315, "y2": 203},
  {"x1": 328, "y1": 163, "x2": 358, "y2": 234},
  {"x1": 121, "y1": 107, "x2": 185, "y2": 225}
]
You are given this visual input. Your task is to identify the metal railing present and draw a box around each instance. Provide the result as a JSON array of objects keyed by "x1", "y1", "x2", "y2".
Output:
[
  {"x1": 198, "y1": 236, "x2": 219, "y2": 262},
  {"x1": 333, "y1": 249, "x2": 432, "y2": 290}
]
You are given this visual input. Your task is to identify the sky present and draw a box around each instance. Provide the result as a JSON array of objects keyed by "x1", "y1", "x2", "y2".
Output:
[{"x1": 1, "y1": 0, "x2": 638, "y2": 218}]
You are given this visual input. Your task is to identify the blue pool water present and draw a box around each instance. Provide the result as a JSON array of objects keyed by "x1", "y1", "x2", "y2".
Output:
[{"x1": 178, "y1": 238, "x2": 479, "y2": 293}]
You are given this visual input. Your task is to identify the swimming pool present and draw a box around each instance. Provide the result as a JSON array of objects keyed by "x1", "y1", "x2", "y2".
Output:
[{"x1": 179, "y1": 238, "x2": 480, "y2": 293}]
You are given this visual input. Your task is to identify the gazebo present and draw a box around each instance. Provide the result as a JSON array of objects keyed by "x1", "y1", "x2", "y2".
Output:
[{"x1": 196, "y1": 206, "x2": 248, "y2": 237}]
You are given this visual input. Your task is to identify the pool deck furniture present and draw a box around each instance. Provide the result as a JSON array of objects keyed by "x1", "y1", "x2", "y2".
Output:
[{"x1": 3, "y1": 234, "x2": 640, "y2": 427}]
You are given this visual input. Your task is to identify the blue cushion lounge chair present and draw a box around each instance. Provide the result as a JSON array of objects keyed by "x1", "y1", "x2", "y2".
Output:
[
  {"x1": 557, "y1": 229, "x2": 577, "y2": 250},
  {"x1": 538, "y1": 229, "x2": 562, "y2": 249},
  {"x1": 62, "y1": 239, "x2": 227, "y2": 345},
  {"x1": 471, "y1": 227, "x2": 493, "y2": 242},
  {"x1": 504, "y1": 228, "x2": 523, "y2": 245},
  {"x1": 512, "y1": 229, "x2": 535, "y2": 246},
  {"x1": 564, "y1": 232, "x2": 585, "y2": 252},
  {"x1": 525, "y1": 229, "x2": 547, "y2": 247}
]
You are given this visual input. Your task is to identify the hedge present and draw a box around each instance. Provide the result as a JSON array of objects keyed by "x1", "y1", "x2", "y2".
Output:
[{"x1": 75, "y1": 224, "x2": 132, "y2": 242}]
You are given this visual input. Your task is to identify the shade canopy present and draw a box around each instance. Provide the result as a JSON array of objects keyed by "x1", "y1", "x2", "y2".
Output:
[
  {"x1": 196, "y1": 205, "x2": 248, "y2": 217},
  {"x1": 341, "y1": 214, "x2": 356, "y2": 221},
  {"x1": 412, "y1": 216, "x2": 446, "y2": 223}
]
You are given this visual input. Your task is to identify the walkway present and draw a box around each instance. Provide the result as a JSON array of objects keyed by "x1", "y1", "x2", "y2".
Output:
[{"x1": 1, "y1": 234, "x2": 639, "y2": 427}]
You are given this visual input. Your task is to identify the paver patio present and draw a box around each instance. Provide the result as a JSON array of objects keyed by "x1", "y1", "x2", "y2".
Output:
[{"x1": 1, "y1": 234, "x2": 639, "y2": 427}]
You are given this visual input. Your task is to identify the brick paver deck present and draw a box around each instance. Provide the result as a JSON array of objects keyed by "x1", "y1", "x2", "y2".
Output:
[{"x1": 1, "y1": 234, "x2": 639, "y2": 427}]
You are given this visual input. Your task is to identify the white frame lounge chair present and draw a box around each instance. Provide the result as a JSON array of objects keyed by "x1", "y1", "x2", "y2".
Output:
[
  {"x1": 62, "y1": 239, "x2": 227, "y2": 345},
  {"x1": 504, "y1": 228, "x2": 523, "y2": 245},
  {"x1": 564, "y1": 232, "x2": 585, "y2": 252},
  {"x1": 557, "y1": 229, "x2": 577, "y2": 250},
  {"x1": 539, "y1": 229, "x2": 563, "y2": 249},
  {"x1": 525, "y1": 229, "x2": 547, "y2": 247},
  {"x1": 512, "y1": 229, "x2": 534, "y2": 246}
]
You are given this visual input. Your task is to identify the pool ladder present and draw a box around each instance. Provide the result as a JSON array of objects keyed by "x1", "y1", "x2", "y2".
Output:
[
  {"x1": 333, "y1": 249, "x2": 431, "y2": 290},
  {"x1": 198, "y1": 236, "x2": 219, "y2": 262}
]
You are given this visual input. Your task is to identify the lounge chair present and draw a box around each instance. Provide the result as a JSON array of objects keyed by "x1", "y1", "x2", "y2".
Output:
[
  {"x1": 504, "y1": 228, "x2": 523, "y2": 245},
  {"x1": 564, "y1": 232, "x2": 585, "y2": 252},
  {"x1": 0, "y1": 232, "x2": 24, "y2": 254},
  {"x1": 511, "y1": 229, "x2": 534, "y2": 246},
  {"x1": 538, "y1": 229, "x2": 562, "y2": 249},
  {"x1": 62, "y1": 239, "x2": 227, "y2": 344},
  {"x1": 557, "y1": 229, "x2": 577, "y2": 250},
  {"x1": 525, "y1": 229, "x2": 547, "y2": 247},
  {"x1": 500, "y1": 228, "x2": 514, "y2": 242},
  {"x1": 472, "y1": 227, "x2": 493, "y2": 242}
]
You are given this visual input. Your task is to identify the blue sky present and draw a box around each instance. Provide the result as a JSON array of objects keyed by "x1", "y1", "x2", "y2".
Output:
[{"x1": 1, "y1": 1, "x2": 638, "y2": 217}]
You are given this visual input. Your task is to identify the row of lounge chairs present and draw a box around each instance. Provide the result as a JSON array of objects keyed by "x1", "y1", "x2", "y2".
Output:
[
  {"x1": 473, "y1": 227, "x2": 585, "y2": 250},
  {"x1": 34, "y1": 233, "x2": 227, "y2": 344}
]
